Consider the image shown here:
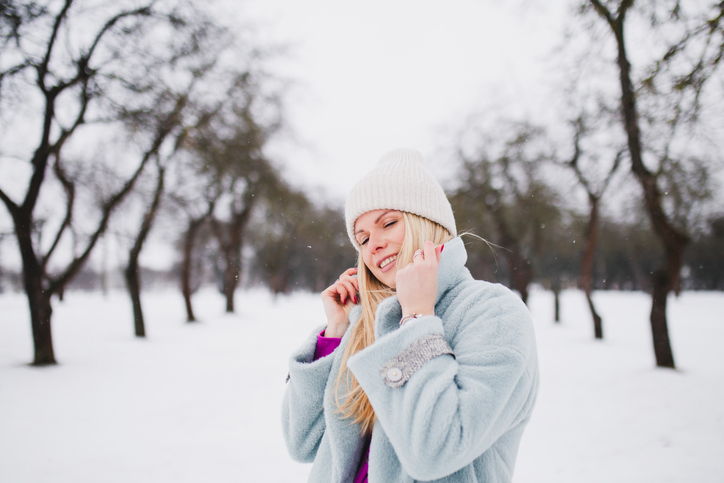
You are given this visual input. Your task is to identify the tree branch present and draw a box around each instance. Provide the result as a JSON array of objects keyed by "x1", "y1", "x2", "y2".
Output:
[
  {"x1": 51, "y1": 77, "x2": 91, "y2": 152},
  {"x1": 128, "y1": 158, "x2": 165, "y2": 262},
  {"x1": 37, "y1": 0, "x2": 73, "y2": 93},
  {"x1": 46, "y1": 91, "x2": 188, "y2": 295},
  {"x1": 46, "y1": 146, "x2": 153, "y2": 295},
  {"x1": 83, "y1": 5, "x2": 154, "y2": 73},
  {"x1": 0, "y1": 60, "x2": 32, "y2": 85},
  {"x1": 567, "y1": 116, "x2": 595, "y2": 195},
  {"x1": 600, "y1": 148, "x2": 624, "y2": 193},
  {"x1": 0, "y1": 186, "x2": 19, "y2": 217},
  {"x1": 42, "y1": 154, "x2": 75, "y2": 268},
  {"x1": 617, "y1": 0, "x2": 635, "y2": 24},
  {"x1": 589, "y1": 0, "x2": 616, "y2": 29}
]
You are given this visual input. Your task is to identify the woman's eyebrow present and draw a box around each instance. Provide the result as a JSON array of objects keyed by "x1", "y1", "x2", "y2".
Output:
[
  {"x1": 374, "y1": 210, "x2": 394, "y2": 224},
  {"x1": 354, "y1": 210, "x2": 394, "y2": 235}
]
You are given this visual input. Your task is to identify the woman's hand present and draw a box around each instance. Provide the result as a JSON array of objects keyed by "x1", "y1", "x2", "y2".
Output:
[
  {"x1": 396, "y1": 241, "x2": 443, "y2": 318},
  {"x1": 321, "y1": 267, "x2": 359, "y2": 338}
]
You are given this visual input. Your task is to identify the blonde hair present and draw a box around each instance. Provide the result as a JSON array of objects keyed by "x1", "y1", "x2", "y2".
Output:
[{"x1": 332, "y1": 212, "x2": 454, "y2": 434}]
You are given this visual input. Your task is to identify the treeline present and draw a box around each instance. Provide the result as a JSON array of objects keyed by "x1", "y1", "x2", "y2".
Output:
[{"x1": 2, "y1": 199, "x2": 722, "y2": 296}]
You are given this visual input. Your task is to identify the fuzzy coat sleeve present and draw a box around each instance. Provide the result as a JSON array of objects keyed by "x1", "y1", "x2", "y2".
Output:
[
  {"x1": 281, "y1": 324, "x2": 337, "y2": 463},
  {"x1": 346, "y1": 283, "x2": 538, "y2": 481}
]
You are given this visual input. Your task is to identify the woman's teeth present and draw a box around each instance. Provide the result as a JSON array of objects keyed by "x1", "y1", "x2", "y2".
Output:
[{"x1": 380, "y1": 255, "x2": 398, "y2": 269}]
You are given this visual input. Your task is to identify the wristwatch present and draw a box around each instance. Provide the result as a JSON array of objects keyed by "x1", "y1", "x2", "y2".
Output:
[{"x1": 399, "y1": 313, "x2": 423, "y2": 326}]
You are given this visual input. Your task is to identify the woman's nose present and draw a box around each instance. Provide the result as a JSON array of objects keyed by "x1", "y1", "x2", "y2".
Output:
[{"x1": 368, "y1": 231, "x2": 386, "y2": 252}]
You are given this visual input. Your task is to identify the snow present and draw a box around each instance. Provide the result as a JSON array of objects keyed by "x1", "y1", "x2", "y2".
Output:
[{"x1": 1, "y1": 287, "x2": 722, "y2": 482}]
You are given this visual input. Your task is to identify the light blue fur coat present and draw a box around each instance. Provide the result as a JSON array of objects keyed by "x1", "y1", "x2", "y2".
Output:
[{"x1": 282, "y1": 237, "x2": 539, "y2": 482}]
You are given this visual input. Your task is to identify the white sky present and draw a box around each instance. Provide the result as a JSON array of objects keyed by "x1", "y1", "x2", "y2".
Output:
[{"x1": 231, "y1": 0, "x2": 570, "y2": 204}]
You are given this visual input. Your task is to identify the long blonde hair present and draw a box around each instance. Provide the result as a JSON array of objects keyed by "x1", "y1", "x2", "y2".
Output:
[{"x1": 332, "y1": 212, "x2": 454, "y2": 435}]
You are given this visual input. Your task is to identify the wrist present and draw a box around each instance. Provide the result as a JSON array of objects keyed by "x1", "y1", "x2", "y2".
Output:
[
  {"x1": 324, "y1": 322, "x2": 349, "y2": 338},
  {"x1": 400, "y1": 306, "x2": 434, "y2": 319},
  {"x1": 399, "y1": 308, "x2": 434, "y2": 326}
]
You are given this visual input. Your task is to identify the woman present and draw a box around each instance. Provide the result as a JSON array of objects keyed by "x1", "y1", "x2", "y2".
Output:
[{"x1": 282, "y1": 148, "x2": 539, "y2": 482}]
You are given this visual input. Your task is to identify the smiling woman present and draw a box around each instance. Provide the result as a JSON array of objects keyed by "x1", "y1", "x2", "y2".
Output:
[{"x1": 282, "y1": 148, "x2": 540, "y2": 482}]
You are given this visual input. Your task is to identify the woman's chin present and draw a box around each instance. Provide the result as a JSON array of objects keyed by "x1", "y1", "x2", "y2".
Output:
[{"x1": 379, "y1": 271, "x2": 396, "y2": 289}]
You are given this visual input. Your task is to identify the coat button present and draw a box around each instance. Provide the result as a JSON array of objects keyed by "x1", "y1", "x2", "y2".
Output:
[{"x1": 387, "y1": 368, "x2": 402, "y2": 382}]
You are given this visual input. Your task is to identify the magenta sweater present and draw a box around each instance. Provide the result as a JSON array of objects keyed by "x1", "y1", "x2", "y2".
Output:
[{"x1": 314, "y1": 331, "x2": 369, "y2": 483}]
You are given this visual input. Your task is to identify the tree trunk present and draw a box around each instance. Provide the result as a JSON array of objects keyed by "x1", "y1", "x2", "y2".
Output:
[
  {"x1": 100, "y1": 235, "x2": 109, "y2": 296},
  {"x1": 553, "y1": 280, "x2": 561, "y2": 323},
  {"x1": 650, "y1": 270, "x2": 675, "y2": 368},
  {"x1": 16, "y1": 221, "x2": 56, "y2": 365},
  {"x1": 222, "y1": 241, "x2": 240, "y2": 313},
  {"x1": 124, "y1": 163, "x2": 165, "y2": 337},
  {"x1": 214, "y1": 198, "x2": 254, "y2": 314},
  {"x1": 581, "y1": 196, "x2": 603, "y2": 339},
  {"x1": 587, "y1": 293, "x2": 603, "y2": 339},
  {"x1": 124, "y1": 260, "x2": 145, "y2": 338},
  {"x1": 29, "y1": 291, "x2": 55, "y2": 366},
  {"x1": 507, "y1": 254, "x2": 533, "y2": 305},
  {"x1": 181, "y1": 218, "x2": 204, "y2": 322},
  {"x1": 492, "y1": 211, "x2": 533, "y2": 305}
]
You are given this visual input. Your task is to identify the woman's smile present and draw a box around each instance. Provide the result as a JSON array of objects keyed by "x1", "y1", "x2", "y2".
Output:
[{"x1": 379, "y1": 254, "x2": 398, "y2": 271}]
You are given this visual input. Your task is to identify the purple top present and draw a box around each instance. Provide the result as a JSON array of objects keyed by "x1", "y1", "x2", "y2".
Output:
[{"x1": 314, "y1": 331, "x2": 369, "y2": 483}]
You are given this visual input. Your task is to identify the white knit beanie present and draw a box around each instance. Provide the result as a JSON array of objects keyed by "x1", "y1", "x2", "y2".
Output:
[{"x1": 345, "y1": 148, "x2": 456, "y2": 249}]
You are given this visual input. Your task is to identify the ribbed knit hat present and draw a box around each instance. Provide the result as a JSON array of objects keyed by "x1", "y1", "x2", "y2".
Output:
[{"x1": 345, "y1": 148, "x2": 456, "y2": 250}]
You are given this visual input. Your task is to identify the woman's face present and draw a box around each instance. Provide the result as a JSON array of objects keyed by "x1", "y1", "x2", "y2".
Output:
[{"x1": 354, "y1": 209, "x2": 405, "y2": 289}]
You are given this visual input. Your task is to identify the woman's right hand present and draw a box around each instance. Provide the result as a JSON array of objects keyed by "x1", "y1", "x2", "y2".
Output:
[{"x1": 321, "y1": 267, "x2": 359, "y2": 338}]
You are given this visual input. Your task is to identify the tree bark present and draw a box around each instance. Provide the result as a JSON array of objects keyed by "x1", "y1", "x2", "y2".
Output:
[
  {"x1": 581, "y1": 196, "x2": 603, "y2": 339},
  {"x1": 553, "y1": 279, "x2": 561, "y2": 323},
  {"x1": 181, "y1": 217, "x2": 205, "y2": 322},
  {"x1": 124, "y1": 258, "x2": 145, "y2": 338},
  {"x1": 222, "y1": 224, "x2": 241, "y2": 313},
  {"x1": 15, "y1": 220, "x2": 56, "y2": 365},
  {"x1": 650, "y1": 270, "x2": 675, "y2": 368}
]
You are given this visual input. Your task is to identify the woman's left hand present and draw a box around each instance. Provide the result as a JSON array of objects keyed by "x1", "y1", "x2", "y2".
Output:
[{"x1": 395, "y1": 241, "x2": 443, "y2": 318}]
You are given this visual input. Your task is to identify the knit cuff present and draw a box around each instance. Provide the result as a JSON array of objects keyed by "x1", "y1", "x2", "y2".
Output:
[{"x1": 380, "y1": 333, "x2": 454, "y2": 388}]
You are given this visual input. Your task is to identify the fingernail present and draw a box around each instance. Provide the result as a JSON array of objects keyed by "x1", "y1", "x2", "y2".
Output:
[
  {"x1": 441, "y1": 244, "x2": 445, "y2": 252},
  {"x1": 353, "y1": 295, "x2": 358, "y2": 304}
]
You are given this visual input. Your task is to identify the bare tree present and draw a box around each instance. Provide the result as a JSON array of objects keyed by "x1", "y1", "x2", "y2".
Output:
[
  {"x1": 0, "y1": 0, "x2": 221, "y2": 365},
  {"x1": 451, "y1": 123, "x2": 561, "y2": 305},
  {"x1": 584, "y1": 0, "x2": 723, "y2": 367},
  {"x1": 178, "y1": 201, "x2": 215, "y2": 322},
  {"x1": 565, "y1": 115, "x2": 623, "y2": 338},
  {"x1": 166, "y1": 153, "x2": 219, "y2": 323},
  {"x1": 190, "y1": 79, "x2": 283, "y2": 313}
]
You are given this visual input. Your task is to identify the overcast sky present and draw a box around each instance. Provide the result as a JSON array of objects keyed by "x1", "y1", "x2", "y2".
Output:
[{"x1": 230, "y1": 0, "x2": 570, "y2": 204}]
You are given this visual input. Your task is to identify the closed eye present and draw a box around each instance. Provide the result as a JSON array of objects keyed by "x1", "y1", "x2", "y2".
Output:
[{"x1": 384, "y1": 220, "x2": 397, "y2": 228}]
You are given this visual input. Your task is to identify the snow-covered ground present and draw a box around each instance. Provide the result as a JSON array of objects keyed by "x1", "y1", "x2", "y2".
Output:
[{"x1": 1, "y1": 287, "x2": 722, "y2": 483}]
